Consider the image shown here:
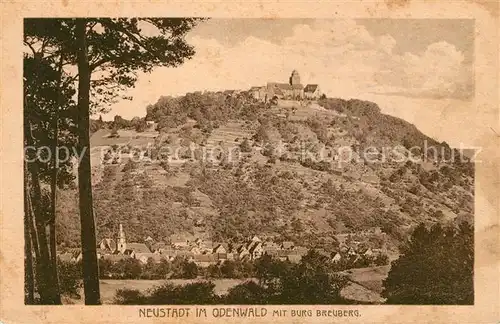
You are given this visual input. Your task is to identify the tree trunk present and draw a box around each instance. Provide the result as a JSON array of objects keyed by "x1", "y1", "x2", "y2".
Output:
[
  {"x1": 76, "y1": 18, "x2": 101, "y2": 305},
  {"x1": 47, "y1": 51, "x2": 65, "y2": 302},
  {"x1": 24, "y1": 164, "x2": 35, "y2": 304},
  {"x1": 25, "y1": 121, "x2": 61, "y2": 304}
]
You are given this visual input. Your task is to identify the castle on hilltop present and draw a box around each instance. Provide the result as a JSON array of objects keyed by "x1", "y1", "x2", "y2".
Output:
[{"x1": 249, "y1": 70, "x2": 321, "y2": 102}]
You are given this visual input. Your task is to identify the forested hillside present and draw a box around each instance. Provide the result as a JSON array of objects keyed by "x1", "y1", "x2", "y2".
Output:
[{"x1": 56, "y1": 92, "x2": 474, "y2": 253}]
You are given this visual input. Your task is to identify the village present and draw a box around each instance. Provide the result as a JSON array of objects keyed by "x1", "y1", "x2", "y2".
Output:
[{"x1": 58, "y1": 223, "x2": 390, "y2": 271}]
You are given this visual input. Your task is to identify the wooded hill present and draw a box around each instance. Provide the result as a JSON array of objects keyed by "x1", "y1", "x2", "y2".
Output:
[{"x1": 56, "y1": 92, "x2": 474, "y2": 254}]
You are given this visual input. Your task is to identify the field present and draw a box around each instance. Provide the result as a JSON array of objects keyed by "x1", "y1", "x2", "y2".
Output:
[
  {"x1": 67, "y1": 278, "x2": 252, "y2": 304},
  {"x1": 337, "y1": 265, "x2": 391, "y2": 304},
  {"x1": 65, "y1": 266, "x2": 390, "y2": 304}
]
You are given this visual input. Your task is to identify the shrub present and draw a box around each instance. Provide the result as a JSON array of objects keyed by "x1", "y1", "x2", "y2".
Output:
[
  {"x1": 239, "y1": 138, "x2": 252, "y2": 153},
  {"x1": 382, "y1": 222, "x2": 473, "y2": 304},
  {"x1": 57, "y1": 260, "x2": 83, "y2": 298},
  {"x1": 114, "y1": 288, "x2": 147, "y2": 305},
  {"x1": 109, "y1": 127, "x2": 120, "y2": 138}
]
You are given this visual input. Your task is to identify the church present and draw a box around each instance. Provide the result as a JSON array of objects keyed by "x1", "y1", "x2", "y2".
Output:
[{"x1": 249, "y1": 70, "x2": 321, "y2": 101}]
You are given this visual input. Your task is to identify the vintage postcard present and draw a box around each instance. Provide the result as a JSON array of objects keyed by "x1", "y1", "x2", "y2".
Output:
[{"x1": 0, "y1": 0, "x2": 499, "y2": 323}]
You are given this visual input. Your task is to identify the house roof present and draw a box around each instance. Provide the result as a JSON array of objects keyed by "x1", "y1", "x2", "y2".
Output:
[
  {"x1": 294, "y1": 246, "x2": 309, "y2": 256},
  {"x1": 263, "y1": 248, "x2": 280, "y2": 256},
  {"x1": 246, "y1": 241, "x2": 258, "y2": 250},
  {"x1": 151, "y1": 241, "x2": 167, "y2": 251},
  {"x1": 201, "y1": 241, "x2": 213, "y2": 248},
  {"x1": 176, "y1": 251, "x2": 194, "y2": 258},
  {"x1": 268, "y1": 82, "x2": 292, "y2": 91},
  {"x1": 194, "y1": 254, "x2": 216, "y2": 262},
  {"x1": 262, "y1": 241, "x2": 279, "y2": 248},
  {"x1": 135, "y1": 252, "x2": 156, "y2": 260},
  {"x1": 287, "y1": 255, "x2": 302, "y2": 263},
  {"x1": 127, "y1": 243, "x2": 151, "y2": 253},
  {"x1": 213, "y1": 244, "x2": 227, "y2": 253},
  {"x1": 123, "y1": 249, "x2": 135, "y2": 256},
  {"x1": 250, "y1": 235, "x2": 261, "y2": 242},
  {"x1": 216, "y1": 253, "x2": 228, "y2": 260},
  {"x1": 291, "y1": 84, "x2": 304, "y2": 90},
  {"x1": 249, "y1": 242, "x2": 263, "y2": 254},
  {"x1": 170, "y1": 232, "x2": 195, "y2": 243},
  {"x1": 103, "y1": 254, "x2": 130, "y2": 262},
  {"x1": 158, "y1": 248, "x2": 177, "y2": 256},
  {"x1": 304, "y1": 84, "x2": 318, "y2": 92},
  {"x1": 99, "y1": 238, "x2": 117, "y2": 250},
  {"x1": 316, "y1": 248, "x2": 330, "y2": 257}
]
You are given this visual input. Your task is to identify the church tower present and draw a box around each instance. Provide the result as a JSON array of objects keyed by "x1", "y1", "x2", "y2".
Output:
[
  {"x1": 117, "y1": 223, "x2": 127, "y2": 253},
  {"x1": 289, "y1": 70, "x2": 301, "y2": 86}
]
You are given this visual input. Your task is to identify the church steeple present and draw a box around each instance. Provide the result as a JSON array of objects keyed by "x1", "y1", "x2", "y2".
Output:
[{"x1": 117, "y1": 223, "x2": 127, "y2": 253}]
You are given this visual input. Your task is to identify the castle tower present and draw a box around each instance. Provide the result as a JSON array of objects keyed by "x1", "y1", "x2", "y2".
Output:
[
  {"x1": 289, "y1": 70, "x2": 301, "y2": 86},
  {"x1": 117, "y1": 223, "x2": 127, "y2": 253}
]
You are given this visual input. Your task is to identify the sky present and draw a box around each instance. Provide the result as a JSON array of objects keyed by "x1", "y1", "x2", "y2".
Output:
[{"x1": 101, "y1": 18, "x2": 476, "y2": 147}]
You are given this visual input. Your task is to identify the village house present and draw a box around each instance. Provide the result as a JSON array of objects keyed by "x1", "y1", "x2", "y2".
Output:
[
  {"x1": 281, "y1": 241, "x2": 295, "y2": 250},
  {"x1": 200, "y1": 240, "x2": 214, "y2": 252},
  {"x1": 194, "y1": 237, "x2": 203, "y2": 247},
  {"x1": 151, "y1": 241, "x2": 168, "y2": 253},
  {"x1": 262, "y1": 241, "x2": 280, "y2": 249},
  {"x1": 194, "y1": 254, "x2": 217, "y2": 268},
  {"x1": 190, "y1": 246, "x2": 202, "y2": 255},
  {"x1": 331, "y1": 252, "x2": 342, "y2": 263},
  {"x1": 158, "y1": 249, "x2": 177, "y2": 261},
  {"x1": 170, "y1": 232, "x2": 195, "y2": 248},
  {"x1": 286, "y1": 253, "x2": 302, "y2": 264},
  {"x1": 102, "y1": 254, "x2": 130, "y2": 263},
  {"x1": 361, "y1": 248, "x2": 374, "y2": 257},
  {"x1": 135, "y1": 252, "x2": 160, "y2": 264},
  {"x1": 176, "y1": 250, "x2": 195, "y2": 262},
  {"x1": 294, "y1": 246, "x2": 308, "y2": 256},
  {"x1": 98, "y1": 238, "x2": 117, "y2": 253},
  {"x1": 234, "y1": 244, "x2": 250, "y2": 261},
  {"x1": 249, "y1": 235, "x2": 262, "y2": 243},
  {"x1": 126, "y1": 243, "x2": 151, "y2": 254},
  {"x1": 263, "y1": 246, "x2": 280, "y2": 258},
  {"x1": 213, "y1": 243, "x2": 228, "y2": 255},
  {"x1": 249, "y1": 242, "x2": 264, "y2": 260}
]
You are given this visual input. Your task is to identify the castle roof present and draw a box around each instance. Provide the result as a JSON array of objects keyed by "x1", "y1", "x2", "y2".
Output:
[
  {"x1": 268, "y1": 82, "x2": 292, "y2": 90},
  {"x1": 304, "y1": 84, "x2": 319, "y2": 92}
]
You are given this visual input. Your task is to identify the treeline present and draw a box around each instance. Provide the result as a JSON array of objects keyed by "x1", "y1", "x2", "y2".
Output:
[
  {"x1": 317, "y1": 97, "x2": 468, "y2": 163},
  {"x1": 90, "y1": 115, "x2": 150, "y2": 134},
  {"x1": 145, "y1": 91, "x2": 267, "y2": 132},
  {"x1": 62, "y1": 251, "x2": 389, "y2": 284},
  {"x1": 114, "y1": 250, "x2": 351, "y2": 305},
  {"x1": 98, "y1": 258, "x2": 255, "y2": 280}
]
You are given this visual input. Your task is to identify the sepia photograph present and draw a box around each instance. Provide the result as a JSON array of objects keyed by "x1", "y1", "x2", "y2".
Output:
[{"x1": 21, "y1": 17, "x2": 479, "y2": 307}]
